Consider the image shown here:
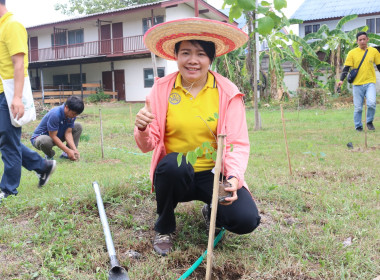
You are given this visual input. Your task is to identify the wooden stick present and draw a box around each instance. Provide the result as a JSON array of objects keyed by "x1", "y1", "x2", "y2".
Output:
[
  {"x1": 281, "y1": 104, "x2": 292, "y2": 176},
  {"x1": 99, "y1": 108, "x2": 104, "y2": 159},
  {"x1": 364, "y1": 98, "x2": 367, "y2": 149},
  {"x1": 129, "y1": 104, "x2": 133, "y2": 125},
  {"x1": 205, "y1": 135, "x2": 226, "y2": 280},
  {"x1": 297, "y1": 97, "x2": 300, "y2": 121}
]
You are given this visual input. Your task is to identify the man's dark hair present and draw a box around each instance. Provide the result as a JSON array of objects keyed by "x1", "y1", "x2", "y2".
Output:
[
  {"x1": 356, "y1": 31, "x2": 368, "y2": 40},
  {"x1": 0, "y1": 0, "x2": 6, "y2": 5},
  {"x1": 65, "y1": 96, "x2": 84, "y2": 114},
  {"x1": 174, "y1": 40, "x2": 216, "y2": 64}
]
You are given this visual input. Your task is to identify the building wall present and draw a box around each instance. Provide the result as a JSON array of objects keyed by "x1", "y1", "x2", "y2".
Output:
[
  {"x1": 36, "y1": 57, "x2": 171, "y2": 102},
  {"x1": 298, "y1": 16, "x2": 379, "y2": 38},
  {"x1": 165, "y1": 4, "x2": 197, "y2": 21},
  {"x1": 27, "y1": 3, "x2": 228, "y2": 102}
]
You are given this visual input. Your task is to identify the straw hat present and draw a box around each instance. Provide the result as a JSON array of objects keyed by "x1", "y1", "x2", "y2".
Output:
[{"x1": 143, "y1": 17, "x2": 248, "y2": 61}]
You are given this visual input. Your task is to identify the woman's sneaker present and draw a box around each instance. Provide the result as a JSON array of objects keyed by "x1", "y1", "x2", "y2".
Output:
[{"x1": 153, "y1": 232, "x2": 173, "y2": 256}]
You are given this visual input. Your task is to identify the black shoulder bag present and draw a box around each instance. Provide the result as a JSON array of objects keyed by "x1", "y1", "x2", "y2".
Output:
[{"x1": 347, "y1": 49, "x2": 368, "y2": 84}]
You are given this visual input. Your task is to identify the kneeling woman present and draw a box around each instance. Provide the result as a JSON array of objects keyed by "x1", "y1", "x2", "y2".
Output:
[{"x1": 134, "y1": 18, "x2": 261, "y2": 256}]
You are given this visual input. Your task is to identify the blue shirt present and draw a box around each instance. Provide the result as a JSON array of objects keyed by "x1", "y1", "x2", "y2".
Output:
[{"x1": 31, "y1": 104, "x2": 76, "y2": 144}]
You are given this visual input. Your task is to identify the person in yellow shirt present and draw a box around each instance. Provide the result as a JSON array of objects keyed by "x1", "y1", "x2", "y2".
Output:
[
  {"x1": 338, "y1": 31, "x2": 380, "y2": 131},
  {"x1": 0, "y1": 0, "x2": 56, "y2": 204}
]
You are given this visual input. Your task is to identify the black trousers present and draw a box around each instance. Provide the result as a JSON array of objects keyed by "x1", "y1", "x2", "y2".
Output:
[{"x1": 153, "y1": 153, "x2": 261, "y2": 234}]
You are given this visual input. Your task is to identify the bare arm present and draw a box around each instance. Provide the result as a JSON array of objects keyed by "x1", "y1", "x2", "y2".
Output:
[
  {"x1": 48, "y1": 130, "x2": 78, "y2": 161},
  {"x1": 64, "y1": 127, "x2": 80, "y2": 159},
  {"x1": 11, "y1": 53, "x2": 25, "y2": 119}
]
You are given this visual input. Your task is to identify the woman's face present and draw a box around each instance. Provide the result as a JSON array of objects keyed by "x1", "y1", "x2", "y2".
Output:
[{"x1": 175, "y1": 41, "x2": 211, "y2": 83}]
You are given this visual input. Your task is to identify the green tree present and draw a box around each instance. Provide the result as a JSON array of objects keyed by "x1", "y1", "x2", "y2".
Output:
[
  {"x1": 55, "y1": 0, "x2": 157, "y2": 15},
  {"x1": 223, "y1": 0, "x2": 288, "y2": 129}
]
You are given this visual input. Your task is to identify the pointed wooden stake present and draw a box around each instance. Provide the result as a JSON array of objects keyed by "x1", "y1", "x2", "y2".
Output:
[
  {"x1": 206, "y1": 134, "x2": 226, "y2": 280},
  {"x1": 364, "y1": 98, "x2": 367, "y2": 149},
  {"x1": 281, "y1": 104, "x2": 292, "y2": 176},
  {"x1": 99, "y1": 108, "x2": 104, "y2": 159}
]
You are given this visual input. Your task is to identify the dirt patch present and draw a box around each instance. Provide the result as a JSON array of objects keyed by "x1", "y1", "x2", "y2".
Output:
[
  {"x1": 98, "y1": 159, "x2": 122, "y2": 164},
  {"x1": 192, "y1": 261, "x2": 245, "y2": 280},
  {"x1": 169, "y1": 252, "x2": 245, "y2": 280},
  {"x1": 297, "y1": 170, "x2": 366, "y2": 184},
  {"x1": 350, "y1": 144, "x2": 380, "y2": 152},
  {"x1": 258, "y1": 211, "x2": 276, "y2": 229},
  {"x1": 249, "y1": 267, "x2": 319, "y2": 280}
]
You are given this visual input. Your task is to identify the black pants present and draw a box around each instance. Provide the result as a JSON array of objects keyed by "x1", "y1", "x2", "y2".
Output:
[{"x1": 153, "y1": 153, "x2": 261, "y2": 234}]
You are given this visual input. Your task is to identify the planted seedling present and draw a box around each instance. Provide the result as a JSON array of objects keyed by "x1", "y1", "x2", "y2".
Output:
[{"x1": 176, "y1": 113, "x2": 234, "y2": 203}]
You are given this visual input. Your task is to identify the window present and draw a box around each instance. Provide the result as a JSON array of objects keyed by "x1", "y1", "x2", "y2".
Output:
[
  {"x1": 68, "y1": 29, "x2": 84, "y2": 45},
  {"x1": 144, "y1": 68, "x2": 165, "y2": 88},
  {"x1": 51, "y1": 32, "x2": 67, "y2": 47},
  {"x1": 366, "y1": 18, "x2": 380, "y2": 33},
  {"x1": 143, "y1": 16, "x2": 164, "y2": 33},
  {"x1": 305, "y1": 25, "x2": 312, "y2": 35},
  {"x1": 53, "y1": 74, "x2": 69, "y2": 86},
  {"x1": 305, "y1": 24, "x2": 320, "y2": 35},
  {"x1": 70, "y1": 73, "x2": 86, "y2": 90},
  {"x1": 367, "y1": 18, "x2": 375, "y2": 33},
  {"x1": 51, "y1": 29, "x2": 84, "y2": 47}
]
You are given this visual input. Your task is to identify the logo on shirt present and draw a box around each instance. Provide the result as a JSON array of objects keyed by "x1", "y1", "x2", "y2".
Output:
[{"x1": 169, "y1": 93, "x2": 181, "y2": 105}]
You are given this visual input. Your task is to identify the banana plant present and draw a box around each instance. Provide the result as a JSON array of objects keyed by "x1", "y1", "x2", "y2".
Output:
[
  {"x1": 213, "y1": 47, "x2": 252, "y2": 101},
  {"x1": 302, "y1": 15, "x2": 368, "y2": 93},
  {"x1": 259, "y1": 17, "x2": 322, "y2": 99}
]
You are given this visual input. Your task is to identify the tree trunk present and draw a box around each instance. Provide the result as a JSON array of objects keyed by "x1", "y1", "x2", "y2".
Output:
[
  {"x1": 336, "y1": 42, "x2": 341, "y2": 82},
  {"x1": 270, "y1": 66, "x2": 277, "y2": 100},
  {"x1": 245, "y1": 11, "x2": 261, "y2": 130}
]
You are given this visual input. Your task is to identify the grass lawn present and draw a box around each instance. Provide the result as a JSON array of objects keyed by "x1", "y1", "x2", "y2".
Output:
[{"x1": 0, "y1": 101, "x2": 379, "y2": 280}]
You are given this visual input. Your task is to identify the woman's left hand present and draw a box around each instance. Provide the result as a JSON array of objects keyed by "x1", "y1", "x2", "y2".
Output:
[{"x1": 220, "y1": 177, "x2": 238, "y2": 206}]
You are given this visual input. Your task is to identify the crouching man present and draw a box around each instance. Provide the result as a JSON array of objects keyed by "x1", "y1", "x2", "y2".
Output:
[{"x1": 31, "y1": 96, "x2": 84, "y2": 161}]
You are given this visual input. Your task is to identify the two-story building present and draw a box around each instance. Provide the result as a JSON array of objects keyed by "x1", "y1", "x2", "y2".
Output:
[{"x1": 27, "y1": 0, "x2": 231, "y2": 102}]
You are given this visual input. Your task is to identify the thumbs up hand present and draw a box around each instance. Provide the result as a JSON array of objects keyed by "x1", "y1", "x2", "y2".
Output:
[{"x1": 135, "y1": 96, "x2": 155, "y2": 131}]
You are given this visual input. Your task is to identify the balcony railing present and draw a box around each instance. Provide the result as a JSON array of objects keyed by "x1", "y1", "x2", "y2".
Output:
[{"x1": 29, "y1": 35, "x2": 148, "y2": 63}]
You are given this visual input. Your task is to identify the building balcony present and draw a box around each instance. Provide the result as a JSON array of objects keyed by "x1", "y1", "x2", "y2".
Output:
[{"x1": 29, "y1": 35, "x2": 148, "y2": 63}]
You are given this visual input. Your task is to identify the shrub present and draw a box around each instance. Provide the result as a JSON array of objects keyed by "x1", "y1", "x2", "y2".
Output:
[
  {"x1": 297, "y1": 87, "x2": 327, "y2": 106},
  {"x1": 86, "y1": 88, "x2": 111, "y2": 103}
]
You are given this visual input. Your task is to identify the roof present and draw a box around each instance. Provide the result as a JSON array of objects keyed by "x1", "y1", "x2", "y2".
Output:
[
  {"x1": 291, "y1": 0, "x2": 380, "y2": 22},
  {"x1": 220, "y1": 8, "x2": 246, "y2": 29},
  {"x1": 27, "y1": 1, "x2": 160, "y2": 28},
  {"x1": 27, "y1": 0, "x2": 231, "y2": 30}
]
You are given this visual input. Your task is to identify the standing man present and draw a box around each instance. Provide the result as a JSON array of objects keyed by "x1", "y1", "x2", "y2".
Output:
[
  {"x1": 338, "y1": 31, "x2": 380, "y2": 131},
  {"x1": 31, "y1": 96, "x2": 84, "y2": 161},
  {"x1": 0, "y1": 0, "x2": 56, "y2": 203}
]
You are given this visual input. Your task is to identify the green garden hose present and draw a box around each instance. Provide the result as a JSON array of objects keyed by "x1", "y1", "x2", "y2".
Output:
[{"x1": 177, "y1": 228, "x2": 226, "y2": 280}]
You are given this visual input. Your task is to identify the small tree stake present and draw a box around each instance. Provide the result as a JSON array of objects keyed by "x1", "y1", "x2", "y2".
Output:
[
  {"x1": 364, "y1": 98, "x2": 367, "y2": 149},
  {"x1": 281, "y1": 104, "x2": 292, "y2": 176},
  {"x1": 206, "y1": 134, "x2": 226, "y2": 280},
  {"x1": 99, "y1": 108, "x2": 104, "y2": 159}
]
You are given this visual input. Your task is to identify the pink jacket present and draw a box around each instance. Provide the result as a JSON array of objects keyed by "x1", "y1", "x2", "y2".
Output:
[{"x1": 134, "y1": 70, "x2": 250, "y2": 192}]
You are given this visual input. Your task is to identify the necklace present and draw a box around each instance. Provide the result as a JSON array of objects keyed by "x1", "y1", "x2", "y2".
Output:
[{"x1": 182, "y1": 75, "x2": 207, "y2": 92}]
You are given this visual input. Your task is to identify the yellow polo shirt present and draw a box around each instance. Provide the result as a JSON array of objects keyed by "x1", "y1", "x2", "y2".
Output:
[
  {"x1": 344, "y1": 46, "x2": 380, "y2": 85},
  {"x1": 0, "y1": 12, "x2": 29, "y2": 93},
  {"x1": 165, "y1": 72, "x2": 219, "y2": 172}
]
